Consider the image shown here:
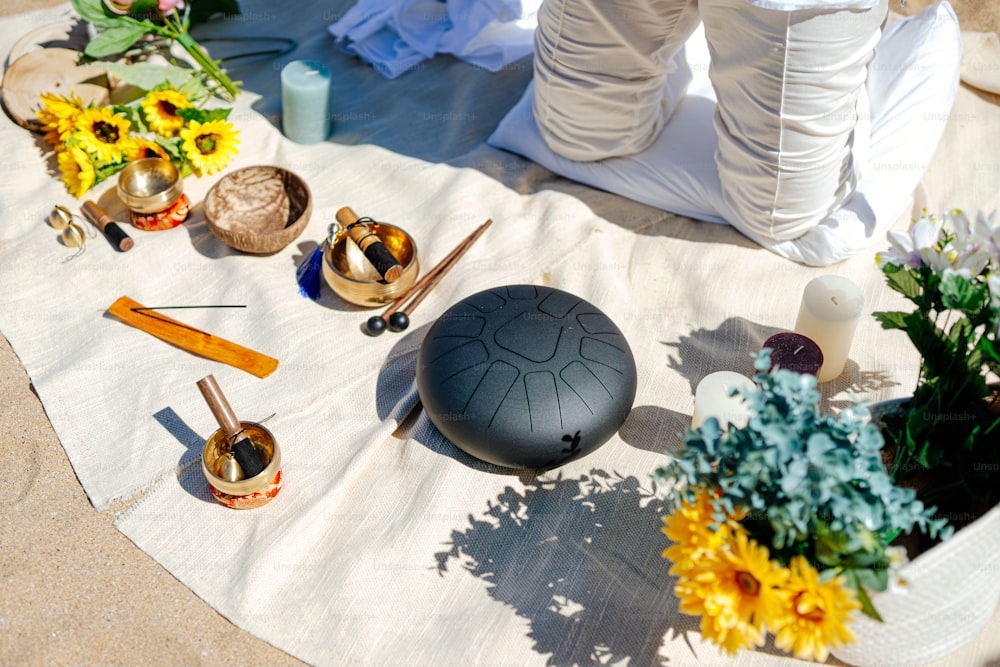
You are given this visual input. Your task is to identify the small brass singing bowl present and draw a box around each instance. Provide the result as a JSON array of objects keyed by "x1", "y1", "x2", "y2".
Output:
[
  {"x1": 201, "y1": 422, "x2": 282, "y2": 504},
  {"x1": 117, "y1": 157, "x2": 184, "y2": 214},
  {"x1": 322, "y1": 223, "x2": 420, "y2": 308}
]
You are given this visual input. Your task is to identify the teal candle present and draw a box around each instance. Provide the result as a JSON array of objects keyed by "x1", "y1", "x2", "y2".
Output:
[{"x1": 281, "y1": 60, "x2": 331, "y2": 144}]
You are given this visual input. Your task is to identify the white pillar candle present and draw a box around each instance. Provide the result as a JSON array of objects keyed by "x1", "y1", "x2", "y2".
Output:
[
  {"x1": 793, "y1": 275, "x2": 865, "y2": 383},
  {"x1": 691, "y1": 371, "x2": 754, "y2": 430},
  {"x1": 281, "y1": 60, "x2": 331, "y2": 144}
]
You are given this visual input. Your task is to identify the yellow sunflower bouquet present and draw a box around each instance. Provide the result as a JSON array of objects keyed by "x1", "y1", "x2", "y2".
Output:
[
  {"x1": 37, "y1": 85, "x2": 239, "y2": 197},
  {"x1": 655, "y1": 350, "x2": 951, "y2": 661}
]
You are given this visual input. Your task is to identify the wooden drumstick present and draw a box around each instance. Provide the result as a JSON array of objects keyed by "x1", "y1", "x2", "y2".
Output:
[
  {"x1": 382, "y1": 219, "x2": 489, "y2": 319},
  {"x1": 364, "y1": 218, "x2": 493, "y2": 335}
]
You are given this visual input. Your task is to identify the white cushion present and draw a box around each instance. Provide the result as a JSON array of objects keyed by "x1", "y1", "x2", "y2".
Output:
[{"x1": 488, "y1": 2, "x2": 962, "y2": 266}]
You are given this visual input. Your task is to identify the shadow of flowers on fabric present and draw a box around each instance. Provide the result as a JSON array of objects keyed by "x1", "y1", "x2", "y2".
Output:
[
  {"x1": 434, "y1": 469, "x2": 699, "y2": 666},
  {"x1": 664, "y1": 317, "x2": 777, "y2": 392}
]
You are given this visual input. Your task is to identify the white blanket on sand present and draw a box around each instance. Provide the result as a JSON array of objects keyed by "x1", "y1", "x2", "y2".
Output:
[{"x1": 2, "y1": 1, "x2": 1000, "y2": 665}]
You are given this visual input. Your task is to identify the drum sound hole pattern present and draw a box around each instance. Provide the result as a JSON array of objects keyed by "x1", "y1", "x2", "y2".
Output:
[{"x1": 416, "y1": 285, "x2": 638, "y2": 469}]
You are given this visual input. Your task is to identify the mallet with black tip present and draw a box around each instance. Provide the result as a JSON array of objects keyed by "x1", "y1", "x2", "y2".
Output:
[
  {"x1": 81, "y1": 200, "x2": 134, "y2": 252},
  {"x1": 196, "y1": 374, "x2": 266, "y2": 480}
]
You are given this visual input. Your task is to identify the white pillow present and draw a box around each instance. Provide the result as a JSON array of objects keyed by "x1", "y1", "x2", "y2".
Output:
[{"x1": 488, "y1": 2, "x2": 962, "y2": 266}]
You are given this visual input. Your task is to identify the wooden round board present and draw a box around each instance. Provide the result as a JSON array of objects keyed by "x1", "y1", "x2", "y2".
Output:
[
  {"x1": 2, "y1": 47, "x2": 110, "y2": 131},
  {"x1": 6, "y1": 14, "x2": 90, "y2": 63}
]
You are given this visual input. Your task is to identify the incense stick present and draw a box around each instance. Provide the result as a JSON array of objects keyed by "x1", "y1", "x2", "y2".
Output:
[{"x1": 131, "y1": 305, "x2": 247, "y2": 311}]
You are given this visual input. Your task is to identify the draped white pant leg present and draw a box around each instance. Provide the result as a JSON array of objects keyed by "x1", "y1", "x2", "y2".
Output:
[
  {"x1": 532, "y1": 0, "x2": 700, "y2": 162},
  {"x1": 700, "y1": 0, "x2": 888, "y2": 240}
]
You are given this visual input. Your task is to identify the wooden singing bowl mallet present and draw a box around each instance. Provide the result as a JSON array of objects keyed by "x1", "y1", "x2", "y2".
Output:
[
  {"x1": 81, "y1": 200, "x2": 134, "y2": 252},
  {"x1": 336, "y1": 206, "x2": 404, "y2": 283},
  {"x1": 365, "y1": 218, "x2": 493, "y2": 336},
  {"x1": 196, "y1": 374, "x2": 265, "y2": 481}
]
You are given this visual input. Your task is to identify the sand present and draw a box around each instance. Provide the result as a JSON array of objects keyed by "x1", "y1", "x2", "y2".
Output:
[{"x1": 1, "y1": 1, "x2": 997, "y2": 665}]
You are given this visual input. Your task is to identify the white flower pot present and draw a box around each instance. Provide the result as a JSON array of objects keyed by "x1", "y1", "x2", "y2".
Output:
[{"x1": 831, "y1": 500, "x2": 1000, "y2": 666}]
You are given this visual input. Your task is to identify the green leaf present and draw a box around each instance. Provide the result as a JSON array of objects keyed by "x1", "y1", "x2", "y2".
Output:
[
  {"x1": 846, "y1": 569, "x2": 884, "y2": 622},
  {"x1": 883, "y1": 264, "x2": 923, "y2": 301},
  {"x1": 947, "y1": 316, "x2": 973, "y2": 348},
  {"x1": 178, "y1": 159, "x2": 195, "y2": 178},
  {"x1": 873, "y1": 311, "x2": 909, "y2": 331},
  {"x1": 93, "y1": 160, "x2": 128, "y2": 183},
  {"x1": 941, "y1": 272, "x2": 987, "y2": 312},
  {"x1": 72, "y1": 0, "x2": 117, "y2": 25},
  {"x1": 99, "y1": 61, "x2": 201, "y2": 92},
  {"x1": 907, "y1": 408, "x2": 946, "y2": 469},
  {"x1": 128, "y1": 0, "x2": 160, "y2": 20},
  {"x1": 979, "y1": 338, "x2": 1000, "y2": 366},
  {"x1": 111, "y1": 102, "x2": 143, "y2": 128},
  {"x1": 177, "y1": 107, "x2": 232, "y2": 123},
  {"x1": 852, "y1": 565, "x2": 889, "y2": 592},
  {"x1": 84, "y1": 23, "x2": 152, "y2": 58},
  {"x1": 154, "y1": 137, "x2": 183, "y2": 161},
  {"x1": 177, "y1": 76, "x2": 210, "y2": 101}
]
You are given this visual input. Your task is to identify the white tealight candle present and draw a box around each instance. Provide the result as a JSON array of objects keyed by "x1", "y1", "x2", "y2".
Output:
[
  {"x1": 281, "y1": 60, "x2": 332, "y2": 144},
  {"x1": 793, "y1": 275, "x2": 865, "y2": 383},
  {"x1": 691, "y1": 371, "x2": 754, "y2": 430}
]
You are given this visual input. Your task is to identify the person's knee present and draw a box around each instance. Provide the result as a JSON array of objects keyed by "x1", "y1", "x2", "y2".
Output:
[
  {"x1": 532, "y1": 95, "x2": 662, "y2": 163},
  {"x1": 530, "y1": 0, "x2": 697, "y2": 162},
  {"x1": 716, "y1": 118, "x2": 860, "y2": 242},
  {"x1": 702, "y1": 0, "x2": 883, "y2": 240},
  {"x1": 718, "y1": 158, "x2": 858, "y2": 242},
  {"x1": 531, "y1": 61, "x2": 668, "y2": 162}
]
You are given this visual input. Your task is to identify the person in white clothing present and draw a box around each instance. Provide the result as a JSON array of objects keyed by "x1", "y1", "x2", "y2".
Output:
[{"x1": 532, "y1": 0, "x2": 890, "y2": 243}]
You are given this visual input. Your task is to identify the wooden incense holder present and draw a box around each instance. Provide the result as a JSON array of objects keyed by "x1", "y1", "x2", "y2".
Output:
[
  {"x1": 336, "y1": 206, "x2": 404, "y2": 282},
  {"x1": 108, "y1": 296, "x2": 279, "y2": 378},
  {"x1": 81, "y1": 200, "x2": 134, "y2": 252},
  {"x1": 196, "y1": 374, "x2": 265, "y2": 479}
]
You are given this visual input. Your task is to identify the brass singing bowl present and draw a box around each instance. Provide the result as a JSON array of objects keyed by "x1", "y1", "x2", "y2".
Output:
[
  {"x1": 201, "y1": 422, "x2": 281, "y2": 497},
  {"x1": 322, "y1": 223, "x2": 420, "y2": 307},
  {"x1": 117, "y1": 157, "x2": 184, "y2": 213}
]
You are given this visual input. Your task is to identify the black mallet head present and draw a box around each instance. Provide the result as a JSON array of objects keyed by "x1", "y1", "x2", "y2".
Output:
[
  {"x1": 388, "y1": 312, "x2": 410, "y2": 332},
  {"x1": 365, "y1": 315, "x2": 388, "y2": 336}
]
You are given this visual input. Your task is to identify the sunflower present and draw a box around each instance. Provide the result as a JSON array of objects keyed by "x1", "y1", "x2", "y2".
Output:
[
  {"x1": 124, "y1": 136, "x2": 171, "y2": 162},
  {"x1": 180, "y1": 119, "x2": 240, "y2": 176},
  {"x1": 140, "y1": 89, "x2": 194, "y2": 137},
  {"x1": 57, "y1": 145, "x2": 97, "y2": 197},
  {"x1": 661, "y1": 491, "x2": 733, "y2": 576},
  {"x1": 72, "y1": 107, "x2": 130, "y2": 164},
  {"x1": 36, "y1": 91, "x2": 84, "y2": 147},
  {"x1": 771, "y1": 556, "x2": 860, "y2": 662},
  {"x1": 674, "y1": 530, "x2": 788, "y2": 655}
]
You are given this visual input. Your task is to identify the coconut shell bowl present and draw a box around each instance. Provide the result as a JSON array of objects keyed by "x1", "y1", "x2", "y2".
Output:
[{"x1": 203, "y1": 165, "x2": 312, "y2": 255}]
